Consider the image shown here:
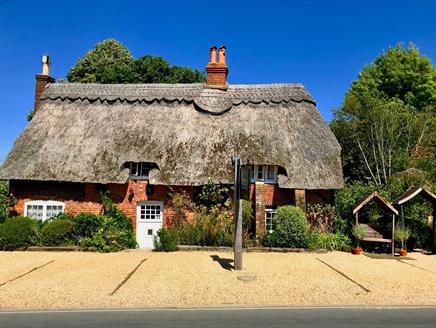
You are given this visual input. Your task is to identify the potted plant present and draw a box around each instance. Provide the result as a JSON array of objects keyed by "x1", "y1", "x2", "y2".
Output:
[
  {"x1": 352, "y1": 224, "x2": 366, "y2": 255},
  {"x1": 395, "y1": 225, "x2": 410, "y2": 257}
]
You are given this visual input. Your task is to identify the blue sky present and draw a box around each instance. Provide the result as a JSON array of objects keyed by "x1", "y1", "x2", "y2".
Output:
[{"x1": 1, "y1": 0, "x2": 435, "y2": 164}]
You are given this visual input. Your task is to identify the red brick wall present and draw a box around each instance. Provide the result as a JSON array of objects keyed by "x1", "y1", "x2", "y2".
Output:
[
  {"x1": 9, "y1": 180, "x2": 199, "y2": 233},
  {"x1": 9, "y1": 180, "x2": 334, "y2": 237}
]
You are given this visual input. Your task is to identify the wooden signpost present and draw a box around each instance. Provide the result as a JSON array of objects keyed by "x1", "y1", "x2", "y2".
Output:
[{"x1": 232, "y1": 156, "x2": 243, "y2": 270}]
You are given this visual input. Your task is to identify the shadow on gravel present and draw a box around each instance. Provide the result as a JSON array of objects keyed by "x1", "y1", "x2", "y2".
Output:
[{"x1": 210, "y1": 255, "x2": 234, "y2": 271}]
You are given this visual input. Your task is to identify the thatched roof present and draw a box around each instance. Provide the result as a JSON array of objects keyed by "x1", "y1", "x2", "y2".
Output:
[
  {"x1": 395, "y1": 186, "x2": 436, "y2": 205},
  {"x1": 0, "y1": 83, "x2": 343, "y2": 189}
]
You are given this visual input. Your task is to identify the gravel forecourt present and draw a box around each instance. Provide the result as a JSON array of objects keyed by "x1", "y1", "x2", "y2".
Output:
[{"x1": 0, "y1": 251, "x2": 435, "y2": 310}]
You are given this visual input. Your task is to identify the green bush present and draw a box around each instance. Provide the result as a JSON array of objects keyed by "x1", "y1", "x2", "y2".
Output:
[
  {"x1": 262, "y1": 205, "x2": 308, "y2": 248},
  {"x1": 73, "y1": 212, "x2": 104, "y2": 238},
  {"x1": 79, "y1": 215, "x2": 136, "y2": 252},
  {"x1": 40, "y1": 219, "x2": 75, "y2": 246},
  {"x1": 177, "y1": 205, "x2": 233, "y2": 247},
  {"x1": 154, "y1": 228, "x2": 180, "y2": 252},
  {"x1": 308, "y1": 232, "x2": 351, "y2": 251},
  {"x1": 0, "y1": 216, "x2": 37, "y2": 250},
  {"x1": 0, "y1": 181, "x2": 15, "y2": 224}
]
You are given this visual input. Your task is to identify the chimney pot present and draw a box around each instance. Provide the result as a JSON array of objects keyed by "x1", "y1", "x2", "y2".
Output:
[
  {"x1": 218, "y1": 46, "x2": 226, "y2": 64},
  {"x1": 209, "y1": 46, "x2": 217, "y2": 64}
]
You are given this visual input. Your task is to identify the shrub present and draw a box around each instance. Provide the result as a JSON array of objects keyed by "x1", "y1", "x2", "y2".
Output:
[
  {"x1": 262, "y1": 205, "x2": 308, "y2": 248},
  {"x1": 0, "y1": 182, "x2": 16, "y2": 224},
  {"x1": 178, "y1": 205, "x2": 233, "y2": 247},
  {"x1": 40, "y1": 219, "x2": 75, "y2": 246},
  {"x1": 73, "y1": 212, "x2": 104, "y2": 238},
  {"x1": 167, "y1": 192, "x2": 196, "y2": 228},
  {"x1": 197, "y1": 178, "x2": 230, "y2": 207},
  {"x1": 308, "y1": 232, "x2": 351, "y2": 251},
  {"x1": 394, "y1": 225, "x2": 411, "y2": 249},
  {"x1": 306, "y1": 204, "x2": 335, "y2": 233},
  {"x1": 79, "y1": 214, "x2": 136, "y2": 252},
  {"x1": 0, "y1": 216, "x2": 37, "y2": 250},
  {"x1": 154, "y1": 228, "x2": 180, "y2": 252},
  {"x1": 352, "y1": 224, "x2": 367, "y2": 247}
]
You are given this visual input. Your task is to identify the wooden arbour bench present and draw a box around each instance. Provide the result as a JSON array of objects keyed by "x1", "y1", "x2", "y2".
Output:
[{"x1": 353, "y1": 192, "x2": 398, "y2": 255}]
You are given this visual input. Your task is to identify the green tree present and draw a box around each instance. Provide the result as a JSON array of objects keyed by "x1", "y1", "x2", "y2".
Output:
[
  {"x1": 67, "y1": 39, "x2": 136, "y2": 83},
  {"x1": 331, "y1": 44, "x2": 436, "y2": 184},
  {"x1": 67, "y1": 39, "x2": 205, "y2": 84}
]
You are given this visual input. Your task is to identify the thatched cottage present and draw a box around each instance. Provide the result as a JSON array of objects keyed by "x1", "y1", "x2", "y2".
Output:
[{"x1": 0, "y1": 47, "x2": 343, "y2": 248}]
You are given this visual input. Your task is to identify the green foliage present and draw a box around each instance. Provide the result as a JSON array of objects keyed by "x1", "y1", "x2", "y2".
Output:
[
  {"x1": 241, "y1": 200, "x2": 253, "y2": 229},
  {"x1": 0, "y1": 216, "x2": 37, "y2": 250},
  {"x1": 74, "y1": 192, "x2": 136, "y2": 252},
  {"x1": 73, "y1": 212, "x2": 104, "y2": 239},
  {"x1": 178, "y1": 205, "x2": 233, "y2": 247},
  {"x1": 306, "y1": 204, "x2": 335, "y2": 233},
  {"x1": 197, "y1": 178, "x2": 230, "y2": 207},
  {"x1": 79, "y1": 215, "x2": 136, "y2": 252},
  {"x1": 352, "y1": 224, "x2": 367, "y2": 247},
  {"x1": 262, "y1": 206, "x2": 308, "y2": 248},
  {"x1": 331, "y1": 44, "x2": 436, "y2": 184},
  {"x1": 394, "y1": 225, "x2": 411, "y2": 249},
  {"x1": 307, "y1": 232, "x2": 351, "y2": 251},
  {"x1": 67, "y1": 39, "x2": 136, "y2": 83},
  {"x1": 40, "y1": 219, "x2": 75, "y2": 246},
  {"x1": 167, "y1": 191, "x2": 196, "y2": 228},
  {"x1": 134, "y1": 55, "x2": 205, "y2": 83},
  {"x1": 154, "y1": 228, "x2": 180, "y2": 252},
  {"x1": 67, "y1": 39, "x2": 205, "y2": 84},
  {"x1": 0, "y1": 181, "x2": 15, "y2": 223}
]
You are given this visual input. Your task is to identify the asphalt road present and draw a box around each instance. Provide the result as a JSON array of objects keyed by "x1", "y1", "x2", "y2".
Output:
[{"x1": 0, "y1": 307, "x2": 435, "y2": 328}]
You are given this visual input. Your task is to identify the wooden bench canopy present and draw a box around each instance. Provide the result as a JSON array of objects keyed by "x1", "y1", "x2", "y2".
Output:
[
  {"x1": 394, "y1": 186, "x2": 436, "y2": 253},
  {"x1": 353, "y1": 192, "x2": 397, "y2": 255}
]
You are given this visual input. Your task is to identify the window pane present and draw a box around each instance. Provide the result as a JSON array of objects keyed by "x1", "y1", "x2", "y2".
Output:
[
  {"x1": 46, "y1": 204, "x2": 64, "y2": 220},
  {"x1": 140, "y1": 163, "x2": 150, "y2": 177},
  {"x1": 257, "y1": 165, "x2": 264, "y2": 180},
  {"x1": 267, "y1": 165, "x2": 275, "y2": 181},
  {"x1": 265, "y1": 209, "x2": 277, "y2": 233},
  {"x1": 27, "y1": 205, "x2": 44, "y2": 220},
  {"x1": 141, "y1": 204, "x2": 162, "y2": 221},
  {"x1": 249, "y1": 165, "x2": 254, "y2": 181},
  {"x1": 131, "y1": 163, "x2": 138, "y2": 176}
]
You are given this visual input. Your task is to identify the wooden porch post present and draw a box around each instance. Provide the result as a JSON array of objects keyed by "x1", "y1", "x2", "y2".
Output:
[
  {"x1": 432, "y1": 203, "x2": 436, "y2": 254},
  {"x1": 392, "y1": 213, "x2": 395, "y2": 256}
]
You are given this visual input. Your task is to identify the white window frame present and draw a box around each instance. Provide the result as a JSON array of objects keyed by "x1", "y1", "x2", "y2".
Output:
[
  {"x1": 137, "y1": 201, "x2": 163, "y2": 222},
  {"x1": 24, "y1": 200, "x2": 65, "y2": 221},
  {"x1": 265, "y1": 208, "x2": 277, "y2": 234},
  {"x1": 129, "y1": 162, "x2": 152, "y2": 180},
  {"x1": 249, "y1": 165, "x2": 278, "y2": 184}
]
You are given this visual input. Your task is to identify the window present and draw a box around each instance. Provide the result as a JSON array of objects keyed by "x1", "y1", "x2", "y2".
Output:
[
  {"x1": 265, "y1": 208, "x2": 277, "y2": 233},
  {"x1": 138, "y1": 203, "x2": 163, "y2": 221},
  {"x1": 24, "y1": 201, "x2": 65, "y2": 221},
  {"x1": 126, "y1": 162, "x2": 157, "y2": 179},
  {"x1": 249, "y1": 165, "x2": 278, "y2": 183}
]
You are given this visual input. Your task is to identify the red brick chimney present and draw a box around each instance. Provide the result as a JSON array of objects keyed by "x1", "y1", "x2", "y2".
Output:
[
  {"x1": 205, "y1": 46, "x2": 228, "y2": 89},
  {"x1": 34, "y1": 55, "x2": 55, "y2": 113}
]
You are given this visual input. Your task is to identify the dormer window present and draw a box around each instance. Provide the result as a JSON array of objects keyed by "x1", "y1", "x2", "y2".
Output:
[
  {"x1": 125, "y1": 162, "x2": 158, "y2": 180},
  {"x1": 249, "y1": 165, "x2": 278, "y2": 183}
]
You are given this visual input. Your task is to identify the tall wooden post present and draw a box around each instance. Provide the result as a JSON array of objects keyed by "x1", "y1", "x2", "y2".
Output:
[
  {"x1": 392, "y1": 213, "x2": 395, "y2": 256},
  {"x1": 432, "y1": 203, "x2": 436, "y2": 254},
  {"x1": 232, "y1": 156, "x2": 243, "y2": 270}
]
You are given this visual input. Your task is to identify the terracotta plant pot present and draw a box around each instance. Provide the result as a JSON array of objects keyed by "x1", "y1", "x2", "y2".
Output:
[
  {"x1": 352, "y1": 247, "x2": 363, "y2": 255},
  {"x1": 400, "y1": 248, "x2": 407, "y2": 257}
]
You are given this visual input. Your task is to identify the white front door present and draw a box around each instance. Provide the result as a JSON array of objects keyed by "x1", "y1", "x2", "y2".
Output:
[{"x1": 136, "y1": 202, "x2": 163, "y2": 249}]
